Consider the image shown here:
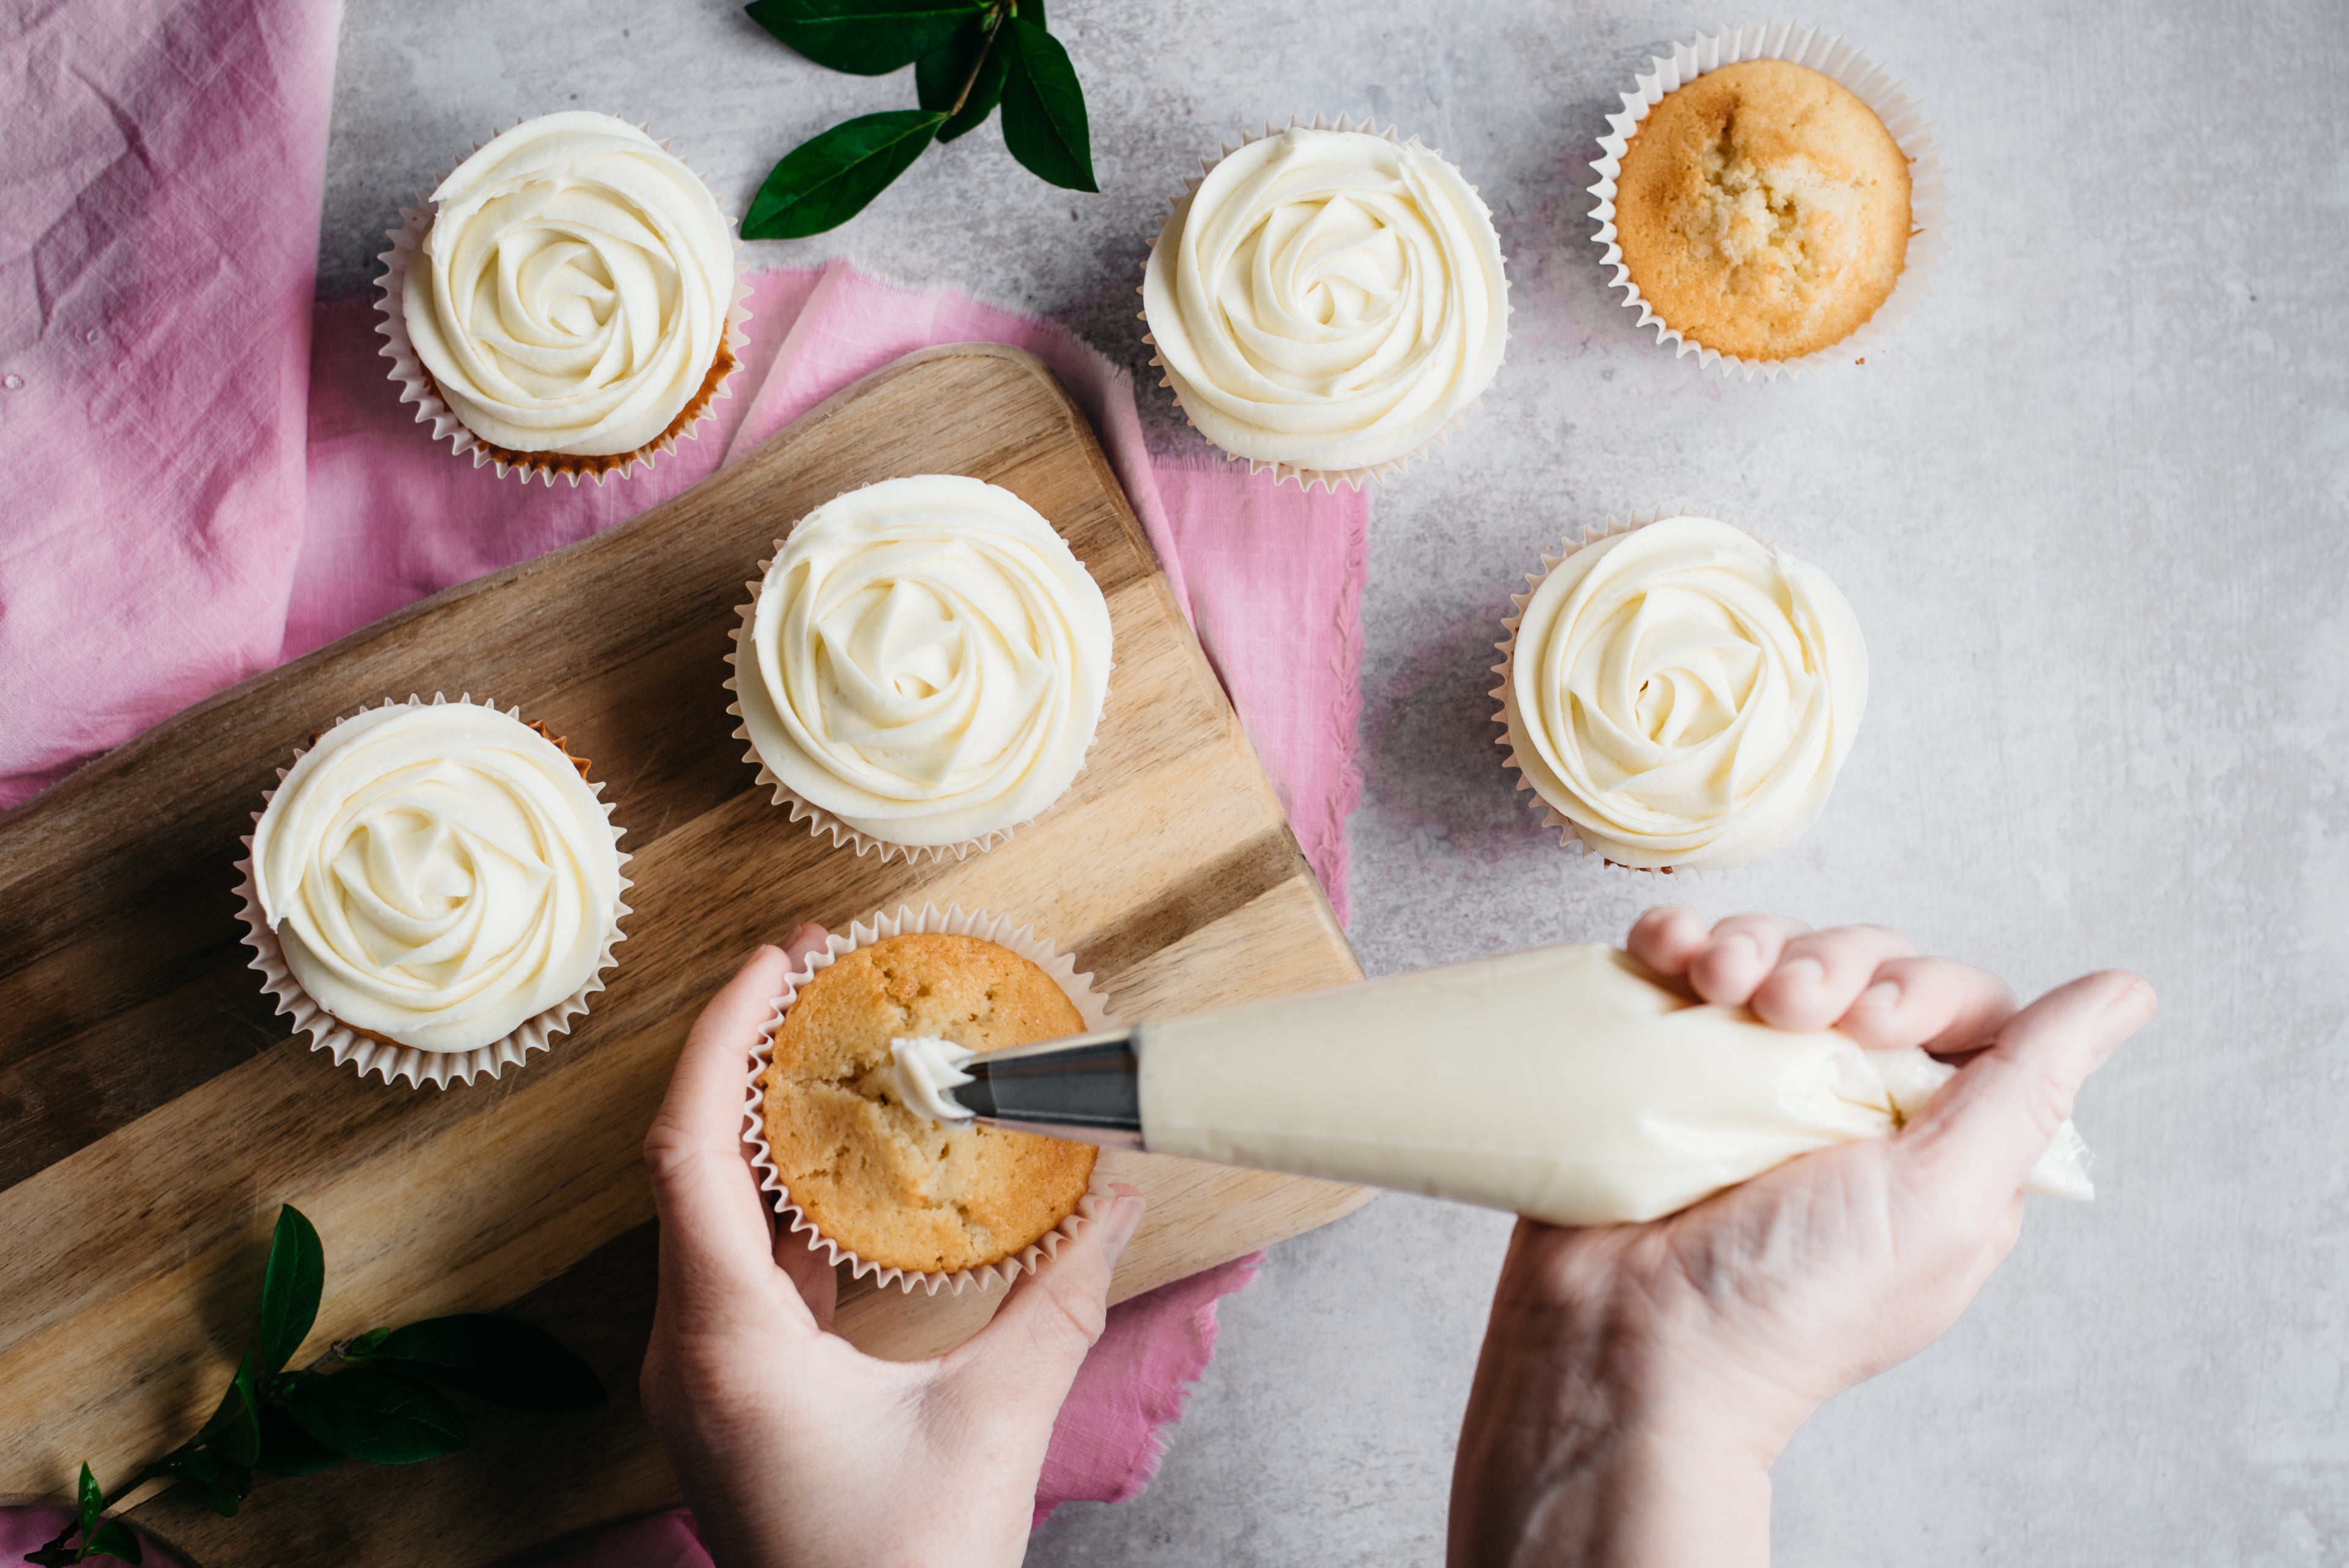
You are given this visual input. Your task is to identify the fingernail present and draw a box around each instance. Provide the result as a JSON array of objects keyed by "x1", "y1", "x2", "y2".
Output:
[
  {"x1": 2101, "y1": 974, "x2": 2157, "y2": 1022},
  {"x1": 1778, "y1": 956, "x2": 1825, "y2": 988},
  {"x1": 1858, "y1": 980, "x2": 1901, "y2": 1010}
]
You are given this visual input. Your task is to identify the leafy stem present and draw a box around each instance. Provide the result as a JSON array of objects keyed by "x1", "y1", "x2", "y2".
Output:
[
  {"x1": 742, "y1": 0, "x2": 1094, "y2": 239},
  {"x1": 26, "y1": 1206, "x2": 604, "y2": 1566}
]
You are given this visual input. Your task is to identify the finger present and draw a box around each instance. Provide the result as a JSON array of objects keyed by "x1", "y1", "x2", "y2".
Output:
[
  {"x1": 645, "y1": 945, "x2": 809, "y2": 1314},
  {"x1": 780, "y1": 921, "x2": 831, "y2": 972},
  {"x1": 1838, "y1": 955, "x2": 2019, "y2": 1055},
  {"x1": 1685, "y1": 913, "x2": 1812, "y2": 1006},
  {"x1": 1750, "y1": 925, "x2": 1917, "y2": 1031},
  {"x1": 1625, "y1": 906, "x2": 1710, "y2": 975},
  {"x1": 1900, "y1": 971, "x2": 2155, "y2": 1200},
  {"x1": 943, "y1": 1186, "x2": 1146, "y2": 1419}
]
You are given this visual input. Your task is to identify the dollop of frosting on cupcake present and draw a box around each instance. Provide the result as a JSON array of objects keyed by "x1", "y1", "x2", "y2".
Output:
[
  {"x1": 403, "y1": 110, "x2": 735, "y2": 458},
  {"x1": 251, "y1": 701, "x2": 624, "y2": 1052},
  {"x1": 738, "y1": 475, "x2": 1113, "y2": 848},
  {"x1": 1142, "y1": 127, "x2": 1508, "y2": 475},
  {"x1": 1501, "y1": 517, "x2": 1868, "y2": 869}
]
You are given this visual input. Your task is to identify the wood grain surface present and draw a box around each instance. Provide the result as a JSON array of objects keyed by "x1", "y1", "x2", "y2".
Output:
[{"x1": 0, "y1": 344, "x2": 1370, "y2": 1567}]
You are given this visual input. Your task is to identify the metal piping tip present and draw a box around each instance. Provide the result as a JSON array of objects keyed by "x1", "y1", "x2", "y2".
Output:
[{"x1": 954, "y1": 1027, "x2": 1145, "y2": 1148}]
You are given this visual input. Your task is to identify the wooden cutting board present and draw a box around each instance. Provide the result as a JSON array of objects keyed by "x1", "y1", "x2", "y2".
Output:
[{"x1": 0, "y1": 342, "x2": 1370, "y2": 1566}]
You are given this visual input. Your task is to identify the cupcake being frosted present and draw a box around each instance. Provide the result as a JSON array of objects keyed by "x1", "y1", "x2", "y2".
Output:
[
  {"x1": 732, "y1": 475, "x2": 1113, "y2": 856},
  {"x1": 392, "y1": 111, "x2": 739, "y2": 481},
  {"x1": 247, "y1": 700, "x2": 627, "y2": 1059},
  {"x1": 1143, "y1": 120, "x2": 1508, "y2": 486},
  {"x1": 1496, "y1": 515, "x2": 1867, "y2": 870}
]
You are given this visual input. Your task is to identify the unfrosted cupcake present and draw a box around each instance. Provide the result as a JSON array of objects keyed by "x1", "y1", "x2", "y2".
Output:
[
  {"x1": 239, "y1": 697, "x2": 629, "y2": 1084},
  {"x1": 729, "y1": 475, "x2": 1113, "y2": 859},
  {"x1": 1612, "y1": 59, "x2": 1910, "y2": 362},
  {"x1": 1494, "y1": 512, "x2": 1868, "y2": 870},
  {"x1": 757, "y1": 932, "x2": 1097, "y2": 1275},
  {"x1": 382, "y1": 111, "x2": 741, "y2": 484},
  {"x1": 1141, "y1": 116, "x2": 1508, "y2": 489}
]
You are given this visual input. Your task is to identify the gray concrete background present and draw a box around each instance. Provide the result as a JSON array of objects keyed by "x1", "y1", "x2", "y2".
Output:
[{"x1": 324, "y1": 2, "x2": 2349, "y2": 1562}]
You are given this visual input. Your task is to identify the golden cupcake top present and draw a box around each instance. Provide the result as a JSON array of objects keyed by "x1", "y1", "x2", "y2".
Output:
[
  {"x1": 1614, "y1": 59, "x2": 1910, "y2": 361},
  {"x1": 759, "y1": 933, "x2": 1097, "y2": 1274}
]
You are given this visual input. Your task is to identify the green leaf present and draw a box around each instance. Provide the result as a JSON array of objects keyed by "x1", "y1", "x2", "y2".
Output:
[
  {"x1": 253, "y1": 1402, "x2": 343, "y2": 1477},
  {"x1": 258, "y1": 1205, "x2": 325, "y2": 1378},
  {"x1": 283, "y1": 1368, "x2": 466, "y2": 1465},
  {"x1": 743, "y1": 111, "x2": 946, "y2": 240},
  {"x1": 343, "y1": 1315, "x2": 606, "y2": 1413},
  {"x1": 75, "y1": 1462, "x2": 102, "y2": 1541},
  {"x1": 194, "y1": 1354, "x2": 261, "y2": 1469},
  {"x1": 916, "y1": 18, "x2": 1009, "y2": 142},
  {"x1": 744, "y1": 0, "x2": 983, "y2": 75},
  {"x1": 999, "y1": 18, "x2": 1095, "y2": 193},
  {"x1": 162, "y1": 1448, "x2": 251, "y2": 1518},
  {"x1": 81, "y1": 1522, "x2": 141, "y2": 1565}
]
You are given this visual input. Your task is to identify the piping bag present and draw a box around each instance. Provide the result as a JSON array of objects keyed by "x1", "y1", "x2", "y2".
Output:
[{"x1": 892, "y1": 942, "x2": 2093, "y2": 1227}]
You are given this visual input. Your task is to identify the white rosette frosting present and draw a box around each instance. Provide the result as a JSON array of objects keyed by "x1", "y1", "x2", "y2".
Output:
[
  {"x1": 743, "y1": 904, "x2": 1118, "y2": 1296},
  {"x1": 1494, "y1": 509, "x2": 1868, "y2": 871},
  {"x1": 1589, "y1": 23, "x2": 1946, "y2": 380},
  {"x1": 376, "y1": 111, "x2": 750, "y2": 485},
  {"x1": 1142, "y1": 114, "x2": 1510, "y2": 490},
  {"x1": 726, "y1": 475, "x2": 1113, "y2": 860},
  {"x1": 234, "y1": 695, "x2": 631, "y2": 1087}
]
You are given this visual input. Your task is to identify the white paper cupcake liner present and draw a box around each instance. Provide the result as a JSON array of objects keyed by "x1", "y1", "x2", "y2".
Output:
[
  {"x1": 1491, "y1": 504, "x2": 1767, "y2": 875},
  {"x1": 234, "y1": 693, "x2": 633, "y2": 1088},
  {"x1": 743, "y1": 903, "x2": 1118, "y2": 1296},
  {"x1": 374, "y1": 121, "x2": 752, "y2": 487},
  {"x1": 721, "y1": 527, "x2": 1105, "y2": 865},
  {"x1": 1589, "y1": 23, "x2": 1946, "y2": 380},
  {"x1": 1140, "y1": 111, "x2": 1510, "y2": 493}
]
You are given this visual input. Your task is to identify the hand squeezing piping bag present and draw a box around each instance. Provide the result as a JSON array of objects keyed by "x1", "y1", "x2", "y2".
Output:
[{"x1": 891, "y1": 942, "x2": 2096, "y2": 1228}]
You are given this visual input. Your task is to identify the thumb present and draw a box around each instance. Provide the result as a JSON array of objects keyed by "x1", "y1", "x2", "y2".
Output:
[{"x1": 938, "y1": 1186, "x2": 1145, "y2": 1423}]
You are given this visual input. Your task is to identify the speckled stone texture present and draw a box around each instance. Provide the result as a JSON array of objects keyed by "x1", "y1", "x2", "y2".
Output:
[{"x1": 326, "y1": 3, "x2": 2349, "y2": 1562}]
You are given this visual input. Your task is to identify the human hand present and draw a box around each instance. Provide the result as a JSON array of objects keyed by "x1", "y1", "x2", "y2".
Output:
[
  {"x1": 1449, "y1": 908, "x2": 2156, "y2": 1568},
  {"x1": 640, "y1": 928, "x2": 1147, "y2": 1568}
]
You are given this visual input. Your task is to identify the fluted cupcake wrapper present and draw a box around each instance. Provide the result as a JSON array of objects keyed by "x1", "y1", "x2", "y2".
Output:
[
  {"x1": 374, "y1": 121, "x2": 752, "y2": 486},
  {"x1": 742, "y1": 903, "x2": 1119, "y2": 1298},
  {"x1": 234, "y1": 693, "x2": 633, "y2": 1089},
  {"x1": 1492, "y1": 505, "x2": 1773, "y2": 875},
  {"x1": 1589, "y1": 23, "x2": 1946, "y2": 381},
  {"x1": 722, "y1": 538, "x2": 1107, "y2": 864},
  {"x1": 1140, "y1": 111, "x2": 1510, "y2": 494}
]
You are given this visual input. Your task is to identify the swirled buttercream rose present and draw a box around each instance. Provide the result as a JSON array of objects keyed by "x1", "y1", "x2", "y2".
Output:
[
  {"x1": 1142, "y1": 124, "x2": 1508, "y2": 477},
  {"x1": 737, "y1": 476, "x2": 1113, "y2": 850},
  {"x1": 403, "y1": 111, "x2": 736, "y2": 459},
  {"x1": 251, "y1": 702, "x2": 625, "y2": 1053},
  {"x1": 1498, "y1": 517, "x2": 1868, "y2": 869}
]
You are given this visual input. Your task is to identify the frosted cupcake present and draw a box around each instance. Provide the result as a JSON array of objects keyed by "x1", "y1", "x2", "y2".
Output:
[
  {"x1": 756, "y1": 931, "x2": 1097, "y2": 1277},
  {"x1": 1141, "y1": 116, "x2": 1508, "y2": 489},
  {"x1": 239, "y1": 697, "x2": 629, "y2": 1085},
  {"x1": 729, "y1": 475, "x2": 1113, "y2": 860},
  {"x1": 1494, "y1": 513, "x2": 1868, "y2": 870},
  {"x1": 380, "y1": 111, "x2": 741, "y2": 484}
]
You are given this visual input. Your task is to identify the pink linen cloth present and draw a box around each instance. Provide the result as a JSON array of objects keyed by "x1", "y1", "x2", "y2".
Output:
[{"x1": 2, "y1": 0, "x2": 1371, "y2": 1554}]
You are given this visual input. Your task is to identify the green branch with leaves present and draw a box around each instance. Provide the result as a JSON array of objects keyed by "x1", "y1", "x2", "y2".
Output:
[
  {"x1": 27, "y1": 1207, "x2": 604, "y2": 1566},
  {"x1": 741, "y1": 0, "x2": 1094, "y2": 239}
]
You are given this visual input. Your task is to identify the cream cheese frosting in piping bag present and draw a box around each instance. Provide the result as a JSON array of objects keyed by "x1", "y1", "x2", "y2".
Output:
[
  {"x1": 735, "y1": 476, "x2": 1113, "y2": 850},
  {"x1": 250, "y1": 702, "x2": 625, "y2": 1054},
  {"x1": 1498, "y1": 514, "x2": 1868, "y2": 870},
  {"x1": 1143, "y1": 122, "x2": 1508, "y2": 478},
  {"x1": 402, "y1": 111, "x2": 736, "y2": 458}
]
